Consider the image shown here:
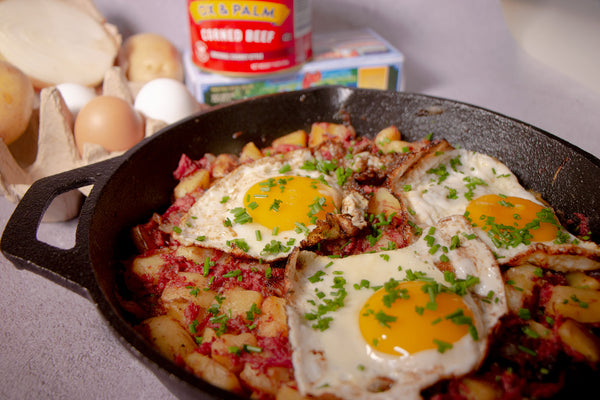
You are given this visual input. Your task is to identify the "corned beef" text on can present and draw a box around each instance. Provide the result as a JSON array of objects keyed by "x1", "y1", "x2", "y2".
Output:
[{"x1": 188, "y1": 0, "x2": 312, "y2": 76}]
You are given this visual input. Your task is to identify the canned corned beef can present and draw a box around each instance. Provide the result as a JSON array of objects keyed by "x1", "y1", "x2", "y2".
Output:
[{"x1": 187, "y1": 0, "x2": 312, "y2": 76}]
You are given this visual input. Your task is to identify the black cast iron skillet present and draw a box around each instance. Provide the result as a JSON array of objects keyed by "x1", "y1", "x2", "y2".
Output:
[{"x1": 2, "y1": 87, "x2": 599, "y2": 399}]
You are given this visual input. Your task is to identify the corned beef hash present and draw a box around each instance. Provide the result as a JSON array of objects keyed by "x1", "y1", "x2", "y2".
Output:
[{"x1": 120, "y1": 122, "x2": 600, "y2": 399}]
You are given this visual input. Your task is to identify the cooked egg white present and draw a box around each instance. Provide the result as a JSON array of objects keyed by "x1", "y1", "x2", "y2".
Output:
[
  {"x1": 174, "y1": 149, "x2": 363, "y2": 261},
  {"x1": 286, "y1": 216, "x2": 507, "y2": 400},
  {"x1": 396, "y1": 149, "x2": 596, "y2": 264}
]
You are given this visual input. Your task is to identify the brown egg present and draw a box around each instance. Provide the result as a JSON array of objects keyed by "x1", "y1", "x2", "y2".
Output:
[{"x1": 74, "y1": 95, "x2": 144, "y2": 155}]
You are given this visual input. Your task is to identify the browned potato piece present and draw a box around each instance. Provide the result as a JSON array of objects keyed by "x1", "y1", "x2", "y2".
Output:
[
  {"x1": 528, "y1": 320, "x2": 552, "y2": 339},
  {"x1": 367, "y1": 187, "x2": 402, "y2": 218},
  {"x1": 161, "y1": 272, "x2": 217, "y2": 325},
  {"x1": 211, "y1": 332, "x2": 258, "y2": 373},
  {"x1": 257, "y1": 296, "x2": 288, "y2": 337},
  {"x1": 212, "y1": 153, "x2": 239, "y2": 178},
  {"x1": 175, "y1": 245, "x2": 215, "y2": 265},
  {"x1": 130, "y1": 250, "x2": 167, "y2": 283},
  {"x1": 276, "y1": 383, "x2": 311, "y2": 400},
  {"x1": 308, "y1": 122, "x2": 355, "y2": 148},
  {"x1": 174, "y1": 169, "x2": 210, "y2": 199},
  {"x1": 566, "y1": 272, "x2": 600, "y2": 290},
  {"x1": 272, "y1": 129, "x2": 307, "y2": 148},
  {"x1": 504, "y1": 264, "x2": 539, "y2": 313},
  {"x1": 239, "y1": 141, "x2": 264, "y2": 163},
  {"x1": 459, "y1": 378, "x2": 501, "y2": 400},
  {"x1": 547, "y1": 286, "x2": 600, "y2": 323},
  {"x1": 220, "y1": 287, "x2": 263, "y2": 321},
  {"x1": 374, "y1": 126, "x2": 410, "y2": 153},
  {"x1": 240, "y1": 364, "x2": 292, "y2": 397},
  {"x1": 139, "y1": 316, "x2": 196, "y2": 361},
  {"x1": 558, "y1": 319, "x2": 600, "y2": 363},
  {"x1": 374, "y1": 126, "x2": 401, "y2": 144},
  {"x1": 380, "y1": 140, "x2": 411, "y2": 154},
  {"x1": 184, "y1": 352, "x2": 244, "y2": 394}
]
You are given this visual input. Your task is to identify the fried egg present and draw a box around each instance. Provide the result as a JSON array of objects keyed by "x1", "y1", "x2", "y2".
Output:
[
  {"x1": 393, "y1": 148, "x2": 599, "y2": 265},
  {"x1": 175, "y1": 149, "x2": 358, "y2": 261},
  {"x1": 286, "y1": 216, "x2": 507, "y2": 400}
]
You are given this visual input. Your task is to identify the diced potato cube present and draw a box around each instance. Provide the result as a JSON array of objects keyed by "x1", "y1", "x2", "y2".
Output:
[
  {"x1": 504, "y1": 264, "x2": 538, "y2": 313},
  {"x1": 308, "y1": 122, "x2": 355, "y2": 148},
  {"x1": 528, "y1": 320, "x2": 552, "y2": 339},
  {"x1": 566, "y1": 272, "x2": 600, "y2": 290},
  {"x1": 161, "y1": 273, "x2": 217, "y2": 325},
  {"x1": 381, "y1": 140, "x2": 412, "y2": 154},
  {"x1": 239, "y1": 141, "x2": 264, "y2": 163},
  {"x1": 139, "y1": 315, "x2": 196, "y2": 361},
  {"x1": 240, "y1": 364, "x2": 292, "y2": 396},
  {"x1": 175, "y1": 246, "x2": 215, "y2": 265},
  {"x1": 459, "y1": 378, "x2": 501, "y2": 400},
  {"x1": 374, "y1": 126, "x2": 401, "y2": 145},
  {"x1": 184, "y1": 352, "x2": 244, "y2": 394},
  {"x1": 212, "y1": 153, "x2": 239, "y2": 178},
  {"x1": 257, "y1": 296, "x2": 287, "y2": 338},
  {"x1": 367, "y1": 187, "x2": 402, "y2": 218},
  {"x1": 221, "y1": 287, "x2": 263, "y2": 321},
  {"x1": 130, "y1": 251, "x2": 167, "y2": 282},
  {"x1": 558, "y1": 319, "x2": 600, "y2": 363},
  {"x1": 547, "y1": 285, "x2": 600, "y2": 323},
  {"x1": 276, "y1": 383, "x2": 311, "y2": 400},
  {"x1": 174, "y1": 169, "x2": 210, "y2": 199},
  {"x1": 272, "y1": 129, "x2": 307, "y2": 148},
  {"x1": 211, "y1": 332, "x2": 258, "y2": 373}
]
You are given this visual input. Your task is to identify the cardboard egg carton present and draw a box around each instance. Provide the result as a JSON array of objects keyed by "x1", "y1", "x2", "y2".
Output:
[
  {"x1": 0, "y1": 66, "x2": 172, "y2": 221},
  {"x1": 0, "y1": 0, "x2": 202, "y2": 222}
]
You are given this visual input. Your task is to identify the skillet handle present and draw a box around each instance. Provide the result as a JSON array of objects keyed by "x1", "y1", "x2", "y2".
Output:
[{"x1": 1, "y1": 157, "x2": 121, "y2": 298}]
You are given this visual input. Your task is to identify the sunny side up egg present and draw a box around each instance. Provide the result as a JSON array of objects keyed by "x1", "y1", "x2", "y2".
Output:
[
  {"x1": 286, "y1": 216, "x2": 507, "y2": 400},
  {"x1": 175, "y1": 149, "x2": 352, "y2": 261},
  {"x1": 393, "y1": 149, "x2": 582, "y2": 263}
]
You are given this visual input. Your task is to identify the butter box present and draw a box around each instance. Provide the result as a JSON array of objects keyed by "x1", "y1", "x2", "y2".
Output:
[{"x1": 184, "y1": 28, "x2": 405, "y2": 106}]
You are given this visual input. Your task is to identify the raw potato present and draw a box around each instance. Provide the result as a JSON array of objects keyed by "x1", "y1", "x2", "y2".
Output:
[
  {"x1": 119, "y1": 33, "x2": 184, "y2": 83},
  {"x1": 0, "y1": 61, "x2": 34, "y2": 145}
]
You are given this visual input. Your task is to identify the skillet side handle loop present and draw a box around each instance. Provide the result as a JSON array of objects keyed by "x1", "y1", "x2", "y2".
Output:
[{"x1": 0, "y1": 158, "x2": 120, "y2": 298}]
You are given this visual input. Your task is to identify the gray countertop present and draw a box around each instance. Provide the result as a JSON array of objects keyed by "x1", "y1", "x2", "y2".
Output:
[{"x1": 2, "y1": 1, "x2": 599, "y2": 399}]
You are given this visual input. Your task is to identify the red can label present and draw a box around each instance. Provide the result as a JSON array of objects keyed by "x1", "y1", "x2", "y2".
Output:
[{"x1": 188, "y1": 0, "x2": 312, "y2": 75}]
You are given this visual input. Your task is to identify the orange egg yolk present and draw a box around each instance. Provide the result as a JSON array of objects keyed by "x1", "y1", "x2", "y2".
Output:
[
  {"x1": 465, "y1": 194, "x2": 559, "y2": 243},
  {"x1": 359, "y1": 281, "x2": 474, "y2": 355},
  {"x1": 243, "y1": 175, "x2": 338, "y2": 231}
]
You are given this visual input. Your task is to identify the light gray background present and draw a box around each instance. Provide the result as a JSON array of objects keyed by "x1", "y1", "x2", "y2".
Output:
[{"x1": 1, "y1": 1, "x2": 599, "y2": 399}]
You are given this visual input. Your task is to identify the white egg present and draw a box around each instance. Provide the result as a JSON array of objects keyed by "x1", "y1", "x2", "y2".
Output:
[
  {"x1": 394, "y1": 148, "x2": 591, "y2": 263},
  {"x1": 134, "y1": 78, "x2": 200, "y2": 124},
  {"x1": 286, "y1": 216, "x2": 507, "y2": 400},
  {"x1": 174, "y1": 149, "x2": 360, "y2": 261},
  {"x1": 56, "y1": 82, "x2": 97, "y2": 119}
]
